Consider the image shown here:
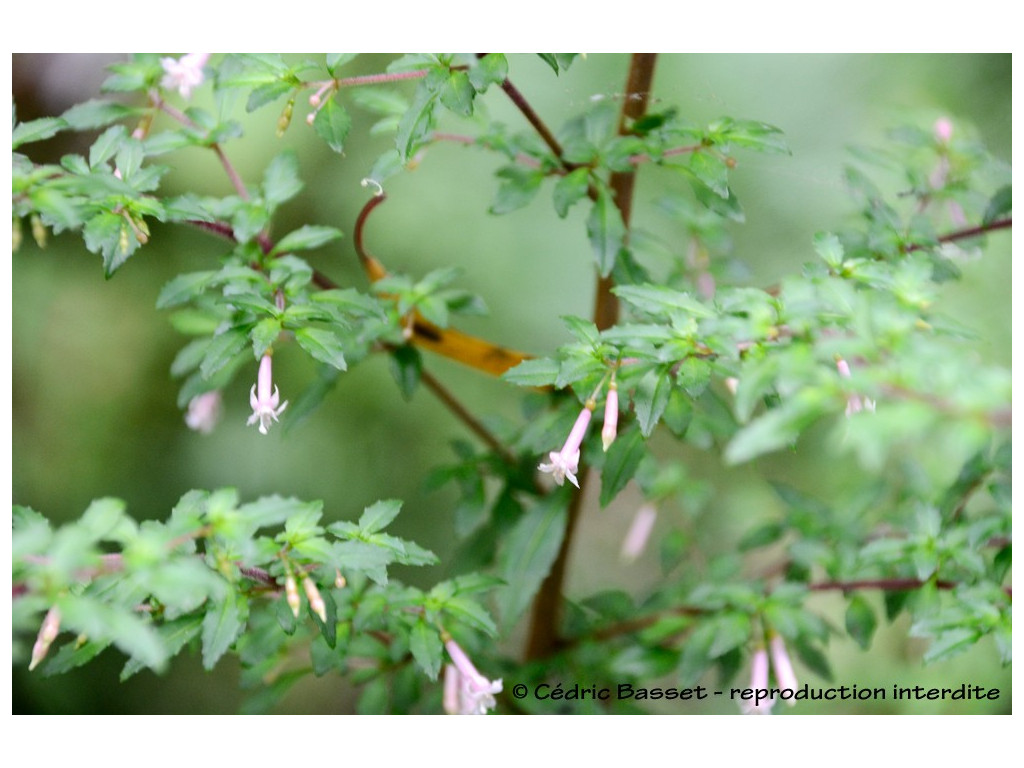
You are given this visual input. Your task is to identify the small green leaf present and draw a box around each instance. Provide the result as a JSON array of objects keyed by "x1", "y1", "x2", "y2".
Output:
[
  {"x1": 389, "y1": 344, "x2": 422, "y2": 400},
  {"x1": 813, "y1": 231, "x2": 845, "y2": 269},
  {"x1": 313, "y1": 97, "x2": 353, "y2": 154},
  {"x1": 262, "y1": 151, "x2": 302, "y2": 208}
]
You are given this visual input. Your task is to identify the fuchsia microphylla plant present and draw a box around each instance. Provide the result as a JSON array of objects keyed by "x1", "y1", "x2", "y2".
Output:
[{"x1": 11, "y1": 54, "x2": 1011, "y2": 718}]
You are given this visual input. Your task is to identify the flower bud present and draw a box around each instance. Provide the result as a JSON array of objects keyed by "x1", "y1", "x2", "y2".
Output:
[
  {"x1": 29, "y1": 606, "x2": 61, "y2": 671},
  {"x1": 601, "y1": 383, "x2": 619, "y2": 452},
  {"x1": 285, "y1": 573, "x2": 301, "y2": 618},
  {"x1": 30, "y1": 214, "x2": 46, "y2": 248},
  {"x1": 276, "y1": 98, "x2": 295, "y2": 138},
  {"x1": 302, "y1": 576, "x2": 328, "y2": 623},
  {"x1": 335, "y1": 570, "x2": 347, "y2": 589}
]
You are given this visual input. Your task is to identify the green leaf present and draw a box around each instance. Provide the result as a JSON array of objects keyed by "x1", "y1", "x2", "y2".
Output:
[
  {"x1": 634, "y1": 368, "x2": 672, "y2": 437},
  {"x1": 61, "y1": 99, "x2": 134, "y2": 130},
  {"x1": 272, "y1": 225, "x2": 343, "y2": 255},
  {"x1": 813, "y1": 231, "x2": 845, "y2": 269},
  {"x1": 200, "y1": 329, "x2": 248, "y2": 379},
  {"x1": 587, "y1": 188, "x2": 627, "y2": 277},
  {"x1": 388, "y1": 344, "x2": 422, "y2": 400},
  {"x1": 121, "y1": 615, "x2": 203, "y2": 681},
  {"x1": 469, "y1": 53, "x2": 508, "y2": 91},
  {"x1": 502, "y1": 358, "x2": 559, "y2": 387},
  {"x1": 536, "y1": 54, "x2": 577, "y2": 75},
  {"x1": 490, "y1": 165, "x2": 544, "y2": 215},
  {"x1": 358, "y1": 499, "x2": 403, "y2": 534},
  {"x1": 600, "y1": 425, "x2": 645, "y2": 507},
  {"x1": 61, "y1": 595, "x2": 168, "y2": 673},
  {"x1": 496, "y1": 492, "x2": 569, "y2": 630},
  {"x1": 156, "y1": 271, "x2": 218, "y2": 309},
  {"x1": 552, "y1": 167, "x2": 592, "y2": 217},
  {"x1": 262, "y1": 151, "x2": 302, "y2": 208},
  {"x1": 12, "y1": 116, "x2": 67, "y2": 149},
  {"x1": 410, "y1": 619, "x2": 443, "y2": 681},
  {"x1": 395, "y1": 78, "x2": 439, "y2": 162},
  {"x1": 922, "y1": 628, "x2": 980, "y2": 664},
  {"x1": 250, "y1": 318, "x2": 282, "y2": 358},
  {"x1": 845, "y1": 594, "x2": 878, "y2": 650},
  {"x1": 612, "y1": 284, "x2": 714, "y2": 318},
  {"x1": 982, "y1": 185, "x2": 1011, "y2": 225},
  {"x1": 724, "y1": 391, "x2": 827, "y2": 464},
  {"x1": 313, "y1": 97, "x2": 353, "y2": 154},
  {"x1": 440, "y1": 70, "x2": 475, "y2": 117},
  {"x1": 201, "y1": 592, "x2": 247, "y2": 670},
  {"x1": 294, "y1": 327, "x2": 347, "y2": 370}
]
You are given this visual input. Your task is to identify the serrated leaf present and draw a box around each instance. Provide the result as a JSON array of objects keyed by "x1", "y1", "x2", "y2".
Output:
[
  {"x1": 600, "y1": 426, "x2": 645, "y2": 507},
  {"x1": 200, "y1": 329, "x2": 248, "y2": 380},
  {"x1": 634, "y1": 368, "x2": 672, "y2": 437},
  {"x1": 313, "y1": 97, "x2": 353, "y2": 153},
  {"x1": 410, "y1": 619, "x2": 443, "y2": 681},
  {"x1": 553, "y1": 167, "x2": 592, "y2": 217},
  {"x1": 201, "y1": 592, "x2": 247, "y2": 669},
  {"x1": 982, "y1": 185, "x2": 1011, "y2": 226},
  {"x1": 490, "y1": 165, "x2": 544, "y2": 215},
  {"x1": 262, "y1": 151, "x2": 302, "y2": 208},
  {"x1": 502, "y1": 357, "x2": 559, "y2": 387},
  {"x1": 12, "y1": 116, "x2": 67, "y2": 148},
  {"x1": 440, "y1": 69, "x2": 475, "y2": 116},
  {"x1": 358, "y1": 499, "x2": 403, "y2": 534},
  {"x1": 496, "y1": 492, "x2": 568, "y2": 630},
  {"x1": 272, "y1": 225, "x2": 342, "y2": 255},
  {"x1": 587, "y1": 188, "x2": 627, "y2": 277},
  {"x1": 121, "y1": 615, "x2": 203, "y2": 681},
  {"x1": 724, "y1": 391, "x2": 827, "y2": 464},
  {"x1": 294, "y1": 327, "x2": 347, "y2": 370},
  {"x1": 845, "y1": 593, "x2": 877, "y2": 650}
]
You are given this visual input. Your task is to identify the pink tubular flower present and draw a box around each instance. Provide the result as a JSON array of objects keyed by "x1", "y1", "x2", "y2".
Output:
[
  {"x1": 538, "y1": 403, "x2": 594, "y2": 488},
  {"x1": 620, "y1": 503, "x2": 658, "y2": 562},
  {"x1": 185, "y1": 390, "x2": 222, "y2": 434},
  {"x1": 160, "y1": 53, "x2": 210, "y2": 99},
  {"x1": 443, "y1": 638, "x2": 502, "y2": 715},
  {"x1": 769, "y1": 634, "x2": 799, "y2": 704},
  {"x1": 741, "y1": 646, "x2": 773, "y2": 715},
  {"x1": 248, "y1": 353, "x2": 288, "y2": 435},
  {"x1": 602, "y1": 383, "x2": 619, "y2": 452}
]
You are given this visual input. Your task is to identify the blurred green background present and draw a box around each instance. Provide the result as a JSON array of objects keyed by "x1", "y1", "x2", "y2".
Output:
[{"x1": 12, "y1": 53, "x2": 1011, "y2": 714}]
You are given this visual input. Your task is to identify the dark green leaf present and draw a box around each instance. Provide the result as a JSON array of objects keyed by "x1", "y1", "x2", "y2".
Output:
[
  {"x1": 440, "y1": 70, "x2": 475, "y2": 117},
  {"x1": 600, "y1": 426, "x2": 645, "y2": 507},
  {"x1": 982, "y1": 185, "x2": 1011, "y2": 226},
  {"x1": 845, "y1": 593, "x2": 877, "y2": 650},
  {"x1": 389, "y1": 344, "x2": 422, "y2": 400},
  {"x1": 496, "y1": 492, "x2": 568, "y2": 630},
  {"x1": 490, "y1": 165, "x2": 544, "y2": 215}
]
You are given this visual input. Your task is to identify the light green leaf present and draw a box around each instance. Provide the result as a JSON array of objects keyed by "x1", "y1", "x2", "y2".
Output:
[
  {"x1": 600, "y1": 426, "x2": 645, "y2": 507},
  {"x1": 313, "y1": 97, "x2": 352, "y2": 154},
  {"x1": 272, "y1": 225, "x2": 343, "y2": 255},
  {"x1": 587, "y1": 188, "x2": 627, "y2": 277},
  {"x1": 358, "y1": 499, "x2": 402, "y2": 534}
]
